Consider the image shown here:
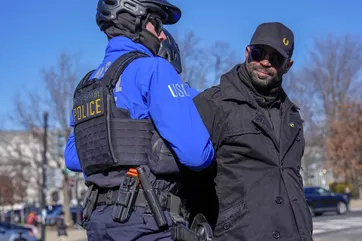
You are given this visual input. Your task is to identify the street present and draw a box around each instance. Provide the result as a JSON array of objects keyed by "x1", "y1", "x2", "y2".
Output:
[
  {"x1": 51, "y1": 210, "x2": 362, "y2": 241},
  {"x1": 313, "y1": 210, "x2": 362, "y2": 241}
]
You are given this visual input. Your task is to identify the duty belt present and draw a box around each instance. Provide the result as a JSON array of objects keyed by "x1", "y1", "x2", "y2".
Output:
[
  {"x1": 96, "y1": 188, "x2": 189, "y2": 218},
  {"x1": 82, "y1": 167, "x2": 189, "y2": 226}
]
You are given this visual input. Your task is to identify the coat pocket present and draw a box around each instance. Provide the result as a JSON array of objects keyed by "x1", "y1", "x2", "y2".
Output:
[{"x1": 214, "y1": 200, "x2": 248, "y2": 239}]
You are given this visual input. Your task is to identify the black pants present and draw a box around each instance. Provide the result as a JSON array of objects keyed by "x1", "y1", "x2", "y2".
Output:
[{"x1": 84, "y1": 205, "x2": 188, "y2": 241}]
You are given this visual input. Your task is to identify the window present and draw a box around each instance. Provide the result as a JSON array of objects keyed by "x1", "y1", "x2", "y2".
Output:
[
  {"x1": 317, "y1": 188, "x2": 330, "y2": 196},
  {"x1": 304, "y1": 188, "x2": 317, "y2": 194}
]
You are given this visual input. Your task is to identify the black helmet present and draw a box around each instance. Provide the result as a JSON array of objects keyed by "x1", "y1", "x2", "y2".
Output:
[
  {"x1": 158, "y1": 28, "x2": 182, "y2": 74},
  {"x1": 96, "y1": 0, "x2": 181, "y2": 31}
]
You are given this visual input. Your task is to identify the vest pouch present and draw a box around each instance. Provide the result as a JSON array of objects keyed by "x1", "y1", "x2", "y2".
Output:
[
  {"x1": 73, "y1": 80, "x2": 114, "y2": 175},
  {"x1": 109, "y1": 118, "x2": 152, "y2": 166},
  {"x1": 148, "y1": 130, "x2": 180, "y2": 174}
]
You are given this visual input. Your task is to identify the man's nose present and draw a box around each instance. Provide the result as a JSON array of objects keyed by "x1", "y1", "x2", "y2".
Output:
[{"x1": 259, "y1": 55, "x2": 272, "y2": 67}]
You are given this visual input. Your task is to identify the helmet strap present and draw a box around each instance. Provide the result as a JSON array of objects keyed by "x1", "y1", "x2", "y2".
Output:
[{"x1": 132, "y1": 16, "x2": 142, "y2": 42}]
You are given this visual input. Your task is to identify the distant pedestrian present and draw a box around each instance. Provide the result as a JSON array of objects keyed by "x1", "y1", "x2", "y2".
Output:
[
  {"x1": 27, "y1": 211, "x2": 39, "y2": 227},
  {"x1": 345, "y1": 186, "x2": 352, "y2": 203},
  {"x1": 56, "y1": 211, "x2": 68, "y2": 241}
]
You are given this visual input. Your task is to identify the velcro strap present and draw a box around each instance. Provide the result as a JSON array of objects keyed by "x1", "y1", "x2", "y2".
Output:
[
  {"x1": 96, "y1": 189, "x2": 146, "y2": 207},
  {"x1": 96, "y1": 189, "x2": 179, "y2": 208},
  {"x1": 96, "y1": 188, "x2": 189, "y2": 219}
]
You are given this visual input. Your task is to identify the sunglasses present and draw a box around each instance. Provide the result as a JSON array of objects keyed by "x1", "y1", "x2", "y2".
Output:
[
  {"x1": 148, "y1": 16, "x2": 163, "y2": 36},
  {"x1": 249, "y1": 46, "x2": 286, "y2": 68}
]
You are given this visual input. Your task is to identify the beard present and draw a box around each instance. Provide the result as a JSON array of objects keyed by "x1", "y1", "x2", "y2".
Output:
[{"x1": 246, "y1": 62, "x2": 281, "y2": 90}]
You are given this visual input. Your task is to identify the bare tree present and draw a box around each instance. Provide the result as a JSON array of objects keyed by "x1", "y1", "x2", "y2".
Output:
[
  {"x1": 175, "y1": 31, "x2": 209, "y2": 89},
  {"x1": 9, "y1": 52, "x2": 80, "y2": 224},
  {"x1": 175, "y1": 30, "x2": 239, "y2": 90},
  {"x1": 208, "y1": 41, "x2": 239, "y2": 86},
  {"x1": 326, "y1": 101, "x2": 362, "y2": 197},
  {"x1": 0, "y1": 131, "x2": 38, "y2": 203},
  {"x1": 299, "y1": 34, "x2": 362, "y2": 124},
  {"x1": 285, "y1": 35, "x2": 362, "y2": 182},
  {"x1": 0, "y1": 176, "x2": 15, "y2": 206}
]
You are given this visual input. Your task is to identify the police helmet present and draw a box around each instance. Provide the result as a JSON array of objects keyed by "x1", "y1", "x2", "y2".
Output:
[
  {"x1": 158, "y1": 28, "x2": 182, "y2": 74},
  {"x1": 96, "y1": 0, "x2": 181, "y2": 31}
]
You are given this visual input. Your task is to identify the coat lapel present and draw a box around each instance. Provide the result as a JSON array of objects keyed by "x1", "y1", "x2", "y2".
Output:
[
  {"x1": 279, "y1": 107, "x2": 302, "y2": 162},
  {"x1": 252, "y1": 111, "x2": 280, "y2": 152}
]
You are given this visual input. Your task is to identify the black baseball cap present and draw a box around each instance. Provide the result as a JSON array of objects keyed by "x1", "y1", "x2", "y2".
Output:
[{"x1": 249, "y1": 22, "x2": 294, "y2": 59}]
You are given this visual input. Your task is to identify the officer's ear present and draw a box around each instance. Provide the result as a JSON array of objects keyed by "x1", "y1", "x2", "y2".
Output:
[{"x1": 284, "y1": 59, "x2": 294, "y2": 74}]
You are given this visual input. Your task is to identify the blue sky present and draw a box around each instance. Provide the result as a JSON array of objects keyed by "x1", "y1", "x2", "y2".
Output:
[{"x1": 1, "y1": 0, "x2": 361, "y2": 129}]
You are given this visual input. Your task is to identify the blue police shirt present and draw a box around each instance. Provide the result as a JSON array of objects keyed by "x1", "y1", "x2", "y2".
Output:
[{"x1": 64, "y1": 36, "x2": 213, "y2": 173}]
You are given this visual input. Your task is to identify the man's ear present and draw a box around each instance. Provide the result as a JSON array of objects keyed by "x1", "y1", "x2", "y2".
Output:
[
  {"x1": 245, "y1": 46, "x2": 250, "y2": 61},
  {"x1": 284, "y1": 59, "x2": 294, "y2": 74}
]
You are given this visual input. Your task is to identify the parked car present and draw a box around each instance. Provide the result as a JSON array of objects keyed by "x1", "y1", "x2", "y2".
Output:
[
  {"x1": 304, "y1": 186, "x2": 349, "y2": 216},
  {"x1": 0, "y1": 222, "x2": 39, "y2": 241},
  {"x1": 45, "y1": 205, "x2": 83, "y2": 226}
]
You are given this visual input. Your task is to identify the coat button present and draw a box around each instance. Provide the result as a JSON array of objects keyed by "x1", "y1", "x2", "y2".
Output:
[
  {"x1": 223, "y1": 222, "x2": 230, "y2": 230},
  {"x1": 275, "y1": 196, "x2": 283, "y2": 204},
  {"x1": 273, "y1": 231, "x2": 280, "y2": 239},
  {"x1": 296, "y1": 136, "x2": 301, "y2": 141},
  {"x1": 296, "y1": 166, "x2": 301, "y2": 177}
]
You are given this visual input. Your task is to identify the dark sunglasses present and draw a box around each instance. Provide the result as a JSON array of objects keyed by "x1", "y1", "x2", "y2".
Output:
[
  {"x1": 148, "y1": 16, "x2": 163, "y2": 36},
  {"x1": 249, "y1": 46, "x2": 286, "y2": 68}
]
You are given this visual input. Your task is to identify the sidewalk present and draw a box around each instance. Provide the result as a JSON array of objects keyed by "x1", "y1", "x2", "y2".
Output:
[
  {"x1": 43, "y1": 227, "x2": 86, "y2": 241},
  {"x1": 349, "y1": 198, "x2": 362, "y2": 211}
]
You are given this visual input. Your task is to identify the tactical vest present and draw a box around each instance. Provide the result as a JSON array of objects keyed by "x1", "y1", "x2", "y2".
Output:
[{"x1": 73, "y1": 51, "x2": 181, "y2": 177}]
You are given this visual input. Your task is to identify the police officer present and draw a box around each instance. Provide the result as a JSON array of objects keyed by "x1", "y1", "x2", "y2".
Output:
[
  {"x1": 65, "y1": 28, "x2": 200, "y2": 172},
  {"x1": 65, "y1": 0, "x2": 214, "y2": 239},
  {"x1": 158, "y1": 28, "x2": 182, "y2": 75}
]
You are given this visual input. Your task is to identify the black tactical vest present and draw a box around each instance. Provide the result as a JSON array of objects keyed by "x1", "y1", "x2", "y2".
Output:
[{"x1": 73, "y1": 51, "x2": 181, "y2": 178}]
